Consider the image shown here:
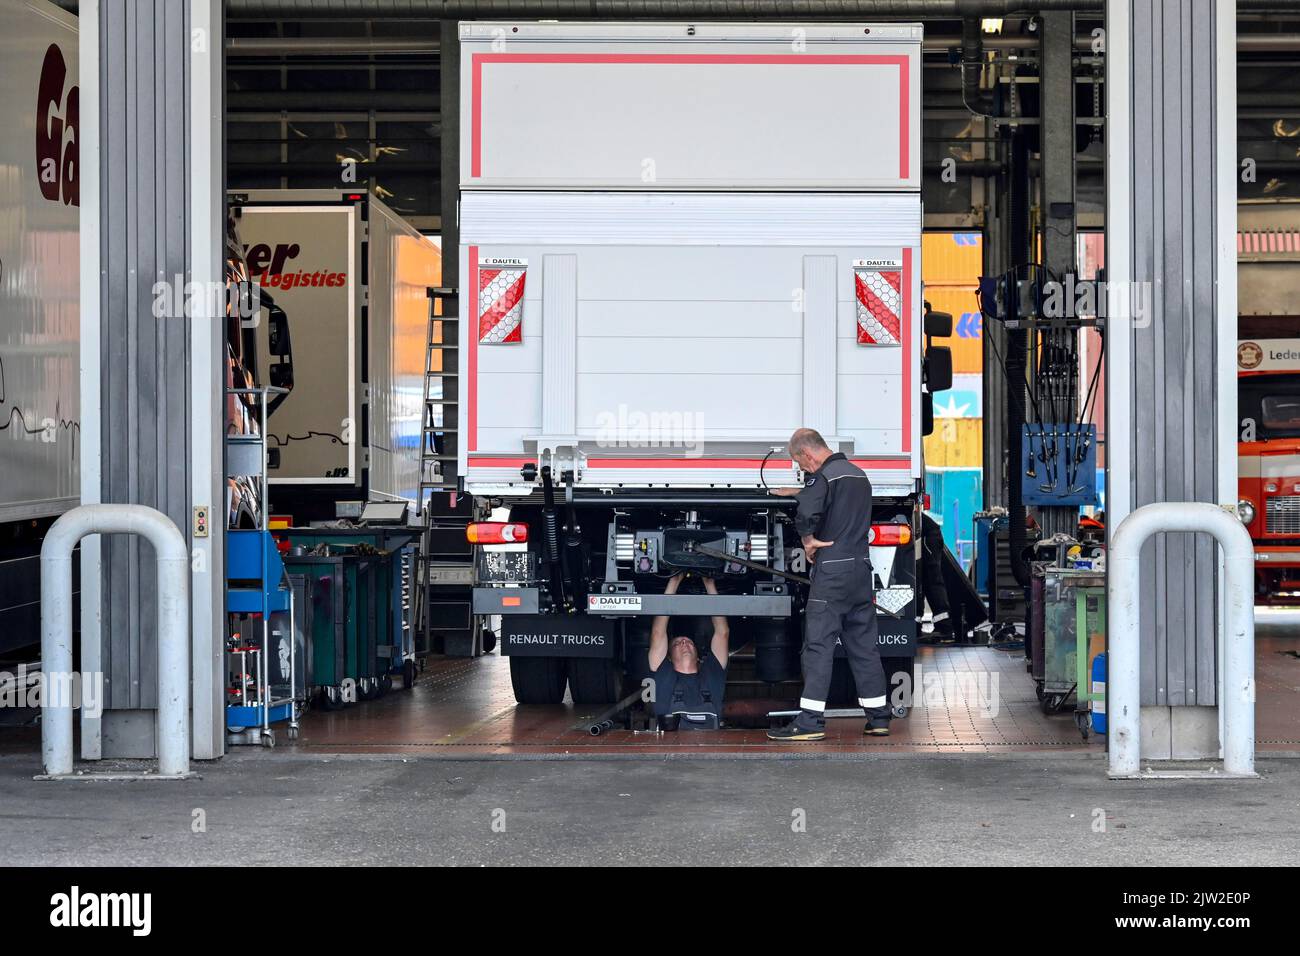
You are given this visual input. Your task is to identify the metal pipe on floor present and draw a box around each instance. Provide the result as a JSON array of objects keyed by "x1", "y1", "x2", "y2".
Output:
[
  {"x1": 581, "y1": 687, "x2": 647, "y2": 735},
  {"x1": 40, "y1": 505, "x2": 191, "y2": 778},
  {"x1": 1107, "y1": 503, "x2": 1256, "y2": 778}
]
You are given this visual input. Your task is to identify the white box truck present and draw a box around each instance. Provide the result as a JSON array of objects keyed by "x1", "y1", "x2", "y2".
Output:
[
  {"x1": 228, "y1": 190, "x2": 442, "y2": 521},
  {"x1": 457, "y1": 22, "x2": 949, "y2": 710},
  {"x1": 0, "y1": 0, "x2": 79, "y2": 654}
]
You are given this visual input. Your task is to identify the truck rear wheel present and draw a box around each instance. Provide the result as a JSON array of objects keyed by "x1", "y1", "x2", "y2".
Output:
[
  {"x1": 753, "y1": 618, "x2": 800, "y2": 683},
  {"x1": 568, "y1": 658, "x2": 624, "y2": 705},
  {"x1": 826, "y1": 660, "x2": 856, "y2": 709},
  {"x1": 622, "y1": 618, "x2": 654, "y2": 686},
  {"x1": 509, "y1": 657, "x2": 569, "y2": 705}
]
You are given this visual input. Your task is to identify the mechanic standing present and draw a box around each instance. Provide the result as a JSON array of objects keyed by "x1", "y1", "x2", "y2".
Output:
[{"x1": 768, "y1": 428, "x2": 891, "y2": 741}]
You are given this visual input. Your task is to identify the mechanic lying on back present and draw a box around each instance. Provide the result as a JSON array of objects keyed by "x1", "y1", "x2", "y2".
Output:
[{"x1": 647, "y1": 573, "x2": 730, "y2": 730}]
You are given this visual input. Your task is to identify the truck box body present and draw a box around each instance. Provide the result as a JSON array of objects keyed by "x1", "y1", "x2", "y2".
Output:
[
  {"x1": 0, "y1": 0, "x2": 79, "y2": 524},
  {"x1": 460, "y1": 21, "x2": 920, "y2": 192},
  {"x1": 458, "y1": 23, "x2": 923, "y2": 497},
  {"x1": 230, "y1": 190, "x2": 440, "y2": 512},
  {"x1": 455, "y1": 23, "x2": 930, "y2": 708},
  {"x1": 0, "y1": 0, "x2": 79, "y2": 655}
]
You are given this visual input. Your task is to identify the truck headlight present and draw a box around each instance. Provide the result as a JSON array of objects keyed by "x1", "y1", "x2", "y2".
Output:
[{"x1": 1237, "y1": 499, "x2": 1256, "y2": 525}]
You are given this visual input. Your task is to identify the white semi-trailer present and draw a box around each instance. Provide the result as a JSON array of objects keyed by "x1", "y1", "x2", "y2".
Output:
[
  {"x1": 228, "y1": 190, "x2": 442, "y2": 521},
  {"x1": 458, "y1": 22, "x2": 948, "y2": 710},
  {"x1": 0, "y1": 0, "x2": 79, "y2": 655}
]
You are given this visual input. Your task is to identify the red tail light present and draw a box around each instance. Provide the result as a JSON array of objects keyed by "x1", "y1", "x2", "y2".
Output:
[
  {"x1": 869, "y1": 523, "x2": 913, "y2": 546},
  {"x1": 466, "y1": 522, "x2": 528, "y2": 544}
]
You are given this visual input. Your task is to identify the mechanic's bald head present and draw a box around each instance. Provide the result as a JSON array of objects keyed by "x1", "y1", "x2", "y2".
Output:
[{"x1": 789, "y1": 428, "x2": 832, "y2": 473}]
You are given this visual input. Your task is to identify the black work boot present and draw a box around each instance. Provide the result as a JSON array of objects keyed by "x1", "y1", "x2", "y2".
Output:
[
  {"x1": 768, "y1": 712, "x2": 826, "y2": 741},
  {"x1": 863, "y1": 711, "x2": 892, "y2": 736}
]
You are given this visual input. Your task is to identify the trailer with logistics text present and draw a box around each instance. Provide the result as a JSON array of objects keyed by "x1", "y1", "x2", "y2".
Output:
[
  {"x1": 228, "y1": 189, "x2": 442, "y2": 521},
  {"x1": 0, "y1": 0, "x2": 79, "y2": 655}
]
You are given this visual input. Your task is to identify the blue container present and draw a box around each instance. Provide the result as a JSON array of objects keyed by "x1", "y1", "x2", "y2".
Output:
[
  {"x1": 1091, "y1": 651, "x2": 1107, "y2": 735},
  {"x1": 970, "y1": 511, "x2": 1006, "y2": 599}
]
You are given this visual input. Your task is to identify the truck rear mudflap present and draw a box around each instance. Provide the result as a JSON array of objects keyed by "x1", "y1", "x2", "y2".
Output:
[{"x1": 500, "y1": 615, "x2": 618, "y2": 658}]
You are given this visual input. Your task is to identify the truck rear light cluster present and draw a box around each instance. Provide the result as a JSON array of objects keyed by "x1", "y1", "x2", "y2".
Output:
[
  {"x1": 748, "y1": 533, "x2": 770, "y2": 563},
  {"x1": 868, "y1": 523, "x2": 912, "y2": 547},
  {"x1": 614, "y1": 533, "x2": 635, "y2": 563},
  {"x1": 466, "y1": 522, "x2": 528, "y2": 544}
]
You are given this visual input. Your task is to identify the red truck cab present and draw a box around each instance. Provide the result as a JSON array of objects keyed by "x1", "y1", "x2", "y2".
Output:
[{"x1": 1237, "y1": 337, "x2": 1300, "y2": 603}]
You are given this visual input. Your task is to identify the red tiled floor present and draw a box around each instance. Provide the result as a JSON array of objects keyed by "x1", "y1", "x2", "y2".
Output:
[
  {"x1": 284, "y1": 643, "x2": 1103, "y2": 756},
  {"x1": 280, "y1": 624, "x2": 1300, "y2": 756},
  {"x1": 4, "y1": 619, "x2": 1296, "y2": 759}
]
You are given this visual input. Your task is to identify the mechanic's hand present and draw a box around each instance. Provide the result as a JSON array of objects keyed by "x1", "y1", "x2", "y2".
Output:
[
  {"x1": 665, "y1": 572, "x2": 686, "y2": 595},
  {"x1": 769, "y1": 487, "x2": 801, "y2": 497},
  {"x1": 701, "y1": 576, "x2": 718, "y2": 595},
  {"x1": 801, "y1": 534, "x2": 834, "y2": 563}
]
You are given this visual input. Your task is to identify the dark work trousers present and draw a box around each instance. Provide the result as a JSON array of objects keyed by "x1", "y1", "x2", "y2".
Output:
[
  {"x1": 920, "y1": 513, "x2": 953, "y2": 636},
  {"x1": 799, "y1": 556, "x2": 890, "y2": 726}
]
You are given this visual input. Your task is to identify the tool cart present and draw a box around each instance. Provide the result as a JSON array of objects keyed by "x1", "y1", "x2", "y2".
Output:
[{"x1": 225, "y1": 387, "x2": 303, "y2": 746}]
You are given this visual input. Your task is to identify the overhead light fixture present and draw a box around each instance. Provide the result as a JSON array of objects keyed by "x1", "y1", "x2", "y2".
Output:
[{"x1": 981, "y1": 18, "x2": 1004, "y2": 34}]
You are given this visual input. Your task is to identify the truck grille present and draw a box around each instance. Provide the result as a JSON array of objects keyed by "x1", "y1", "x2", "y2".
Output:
[{"x1": 1266, "y1": 496, "x2": 1300, "y2": 535}]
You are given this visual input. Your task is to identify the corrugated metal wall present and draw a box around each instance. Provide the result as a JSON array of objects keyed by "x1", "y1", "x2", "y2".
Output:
[
  {"x1": 1124, "y1": 0, "x2": 1221, "y2": 708},
  {"x1": 96, "y1": 1, "x2": 193, "y2": 734}
]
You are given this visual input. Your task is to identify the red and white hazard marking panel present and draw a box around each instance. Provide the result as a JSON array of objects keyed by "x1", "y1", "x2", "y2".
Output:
[
  {"x1": 478, "y1": 257, "x2": 527, "y2": 344},
  {"x1": 853, "y1": 259, "x2": 903, "y2": 347}
]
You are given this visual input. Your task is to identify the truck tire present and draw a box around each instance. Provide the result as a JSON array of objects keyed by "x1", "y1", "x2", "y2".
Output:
[
  {"x1": 754, "y1": 618, "x2": 800, "y2": 683},
  {"x1": 622, "y1": 618, "x2": 654, "y2": 686},
  {"x1": 568, "y1": 658, "x2": 624, "y2": 705},
  {"x1": 883, "y1": 655, "x2": 912, "y2": 718},
  {"x1": 826, "y1": 660, "x2": 856, "y2": 709},
  {"x1": 510, "y1": 656, "x2": 569, "y2": 705}
]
